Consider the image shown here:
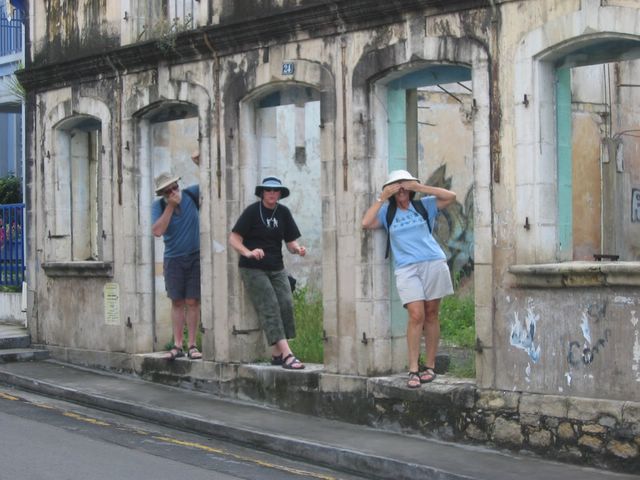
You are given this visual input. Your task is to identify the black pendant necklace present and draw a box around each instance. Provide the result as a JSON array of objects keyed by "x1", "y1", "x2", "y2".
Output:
[{"x1": 260, "y1": 202, "x2": 279, "y2": 229}]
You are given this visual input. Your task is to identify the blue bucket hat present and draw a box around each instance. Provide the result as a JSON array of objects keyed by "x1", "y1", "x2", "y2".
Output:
[{"x1": 254, "y1": 176, "x2": 290, "y2": 199}]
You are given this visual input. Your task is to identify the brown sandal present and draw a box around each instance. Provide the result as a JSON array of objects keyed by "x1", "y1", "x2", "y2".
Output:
[
  {"x1": 187, "y1": 345, "x2": 202, "y2": 359},
  {"x1": 419, "y1": 367, "x2": 436, "y2": 383},
  {"x1": 165, "y1": 346, "x2": 184, "y2": 361},
  {"x1": 407, "y1": 371, "x2": 421, "y2": 389}
]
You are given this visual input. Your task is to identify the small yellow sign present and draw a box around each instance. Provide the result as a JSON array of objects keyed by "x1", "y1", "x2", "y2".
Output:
[{"x1": 104, "y1": 282, "x2": 120, "y2": 325}]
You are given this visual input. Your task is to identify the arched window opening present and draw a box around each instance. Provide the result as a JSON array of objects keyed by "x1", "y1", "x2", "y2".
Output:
[
  {"x1": 53, "y1": 116, "x2": 102, "y2": 261},
  {"x1": 552, "y1": 39, "x2": 640, "y2": 261}
]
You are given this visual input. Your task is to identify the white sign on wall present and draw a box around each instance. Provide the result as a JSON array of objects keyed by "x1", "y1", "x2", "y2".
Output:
[{"x1": 104, "y1": 282, "x2": 120, "y2": 325}]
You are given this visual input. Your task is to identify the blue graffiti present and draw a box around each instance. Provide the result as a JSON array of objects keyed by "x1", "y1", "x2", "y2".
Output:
[{"x1": 510, "y1": 309, "x2": 541, "y2": 363}]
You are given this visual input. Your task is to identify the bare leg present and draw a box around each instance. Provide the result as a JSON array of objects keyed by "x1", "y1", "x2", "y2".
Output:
[
  {"x1": 423, "y1": 298, "x2": 441, "y2": 369},
  {"x1": 171, "y1": 299, "x2": 186, "y2": 349},
  {"x1": 406, "y1": 301, "x2": 426, "y2": 373},
  {"x1": 185, "y1": 298, "x2": 200, "y2": 347}
]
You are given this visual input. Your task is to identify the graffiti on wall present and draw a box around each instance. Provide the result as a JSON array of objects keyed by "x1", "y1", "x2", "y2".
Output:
[
  {"x1": 566, "y1": 304, "x2": 611, "y2": 368},
  {"x1": 427, "y1": 165, "x2": 474, "y2": 279},
  {"x1": 509, "y1": 305, "x2": 540, "y2": 364}
]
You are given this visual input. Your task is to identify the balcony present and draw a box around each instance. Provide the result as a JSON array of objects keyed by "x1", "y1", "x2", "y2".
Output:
[{"x1": 0, "y1": 4, "x2": 23, "y2": 58}]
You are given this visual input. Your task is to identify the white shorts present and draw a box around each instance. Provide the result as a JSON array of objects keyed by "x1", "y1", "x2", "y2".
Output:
[{"x1": 395, "y1": 259, "x2": 454, "y2": 306}]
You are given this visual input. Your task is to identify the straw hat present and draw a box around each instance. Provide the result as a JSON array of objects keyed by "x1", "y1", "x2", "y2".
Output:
[{"x1": 154, "y1": 172, "x2": 181, "y2": 195}]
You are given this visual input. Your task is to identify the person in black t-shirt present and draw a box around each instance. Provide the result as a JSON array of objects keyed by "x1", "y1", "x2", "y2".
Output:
[{"x1": 229, "y1": 176, "x2": 307, "y2": 369}]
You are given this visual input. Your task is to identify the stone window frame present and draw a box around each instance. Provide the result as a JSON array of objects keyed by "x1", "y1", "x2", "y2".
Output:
[
  {"x1": 41, "y1": 97, "x2": 113, "y2": 278},
  {"x1": 511, "y1": 1, "x2": 640, "y2": 288}
]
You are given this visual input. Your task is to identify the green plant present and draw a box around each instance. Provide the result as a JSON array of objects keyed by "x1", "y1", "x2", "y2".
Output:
[
  {"x1": 439, "y1": 293, "x2": 475, "y2": 348},
  {"x1": 0, "y1": 175, "x2": 22, "y2": 204},
  {"x1": 448, "y1": 356, "x2": 475, "y2": 378},
  {"x1": 289, "y1": 285, "x2": 324, "y2": 363},
  {"x1": 138, "y1": 14, "x2": 193, "y2": 55},
  {"x1": 0, "y1": 285, "x2": 21, "y2": 292},
  {"x1": 4, "y1": 61, "x2": 25, "y2": 103}
]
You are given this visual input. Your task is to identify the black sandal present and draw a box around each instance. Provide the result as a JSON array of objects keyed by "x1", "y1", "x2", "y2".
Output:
[
  {"x1": 165, "y1": 346, "x2": 184, "y2": 361},
  {"x1": 281, "y1": 353, "x2": 305, "y2": 370},
  {"x1": 407, "y1": 371, "x2": 421, "y2": 389},
  {"x1": 271, "y1": 354, "x2": 283, "y2": 365},
  {"x1": 419, "y1": 366, "x2": 436, "y2": 383},
  {"x1": 187, "y1": 345, "x2": 202, "y2": 359}
]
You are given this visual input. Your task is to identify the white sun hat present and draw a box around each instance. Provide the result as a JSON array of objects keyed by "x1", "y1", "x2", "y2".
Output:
[{"x1": 382, "y1": 169, "x2": 419, "y2": 190}]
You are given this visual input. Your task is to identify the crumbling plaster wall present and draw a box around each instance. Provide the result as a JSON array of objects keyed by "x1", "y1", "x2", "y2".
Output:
[
  {"x1": 496, "y1": 0, "x2": 640, "y2": 400},
  {"x1": 23, "y1": 1, "x2": 640, "y2": 401}
]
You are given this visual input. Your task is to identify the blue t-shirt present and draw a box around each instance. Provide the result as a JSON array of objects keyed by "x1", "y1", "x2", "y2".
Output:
[
  {"x1": 151, "y1": 185, "x2": 200, "y2": 259},
  {"x1": 376, "y1": 196, "x2": 446, "y2": 269}
]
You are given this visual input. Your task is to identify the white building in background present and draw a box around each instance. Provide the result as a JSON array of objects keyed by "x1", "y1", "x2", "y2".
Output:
[{"x1": 0, "y1": 0, "x2": 24, "y2": 180}]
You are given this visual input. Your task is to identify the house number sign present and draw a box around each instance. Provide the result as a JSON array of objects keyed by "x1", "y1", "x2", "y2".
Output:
[{"x1": 282, "y1": 62, "x2": 295, "y2": 75}]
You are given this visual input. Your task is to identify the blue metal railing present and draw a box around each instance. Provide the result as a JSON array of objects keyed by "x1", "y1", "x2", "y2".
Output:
[
  {"x1": 0, "y1": 203, "x2": 25, "y2": 286},
  {"x1": 0, "y1": 4, "x2": 23, "y2": 57}
]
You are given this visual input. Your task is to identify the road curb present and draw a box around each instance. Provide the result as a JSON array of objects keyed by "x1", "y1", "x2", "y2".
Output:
[{"x1": 0, "y1": 369, "x2": 472, "y2": 480}]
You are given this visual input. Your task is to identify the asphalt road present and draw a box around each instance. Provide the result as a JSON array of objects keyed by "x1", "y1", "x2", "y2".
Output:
[{"x1": 0, "y1": 386, "x2": 366, "y2": 480}]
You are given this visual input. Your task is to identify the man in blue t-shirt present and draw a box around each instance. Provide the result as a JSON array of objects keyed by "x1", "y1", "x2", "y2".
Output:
[{"x1": 151, "y1": 153, "x2": 202, "y2": 361}]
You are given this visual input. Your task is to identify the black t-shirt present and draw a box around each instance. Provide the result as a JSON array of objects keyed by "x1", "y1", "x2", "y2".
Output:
[{"x1": 232, "y1": 201, "x2": 301, "y2": 270}]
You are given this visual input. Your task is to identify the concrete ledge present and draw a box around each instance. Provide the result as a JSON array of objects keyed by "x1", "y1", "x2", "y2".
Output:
[{"x1": 509, "y1": 261, "x2": 640, "y2": 288}]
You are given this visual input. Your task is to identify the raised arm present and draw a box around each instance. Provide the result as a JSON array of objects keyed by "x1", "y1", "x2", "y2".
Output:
[
  {"x1": 404, "y1": 181, "x2": 456, "y2": 210},
  {"x1": 361, "y1": 182, "x2": 402, "y2": 229}
]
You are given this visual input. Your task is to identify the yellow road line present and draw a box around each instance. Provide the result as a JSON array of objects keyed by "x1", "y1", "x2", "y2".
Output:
[
  {"x1": 63, "y1": 411, "x2": 111, "y2": 426},
  {"x1": 153, "y1": 435, "x2": 338, "y2": 480},
  {"x1": 0, "y1": 392, "x2": 19, "y2": 401},
  {"x1": 1, "y1": 389, "x2": 340, "y2": 480}
]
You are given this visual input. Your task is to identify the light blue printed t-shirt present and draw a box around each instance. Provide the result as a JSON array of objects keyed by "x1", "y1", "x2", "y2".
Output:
[
  {"x1": 151, "y1": 185, "x2": 200, "y2": 259},
  {"x1": 376, "y1": 196, "x2": 446, "y2": 269}
]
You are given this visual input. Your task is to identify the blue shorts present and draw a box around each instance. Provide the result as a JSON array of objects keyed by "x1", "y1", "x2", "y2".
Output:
[{"x1": 163, "y1": 251, "x2": 200, "y2": 301}]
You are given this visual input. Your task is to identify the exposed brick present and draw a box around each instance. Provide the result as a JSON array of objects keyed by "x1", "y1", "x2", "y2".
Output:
[
  {"x1": 476, "y1": 390, "x2": 519, "y2": 411},
  {"x1": 606, "y1": 440, "x2": 639, "y2": 459},
  {"x1": 521, "y1": 413, "x2": 540, "y2": 426},
  {"x1": 568, "y1": 397, "x2": 623, "y2": 422},
  {"x1": 558, "y1": 422, "x2": 576, "y2": 440},
  {"x1": 520, "y1": 393, "x2": 567, "y2": 418},
  {"x1": 578, "y1": 435, "x2": 604, "y2": 451},
  {"x1": 582, "y1": 423, "x2": 607, "y2": 434},
  {"x1": 529, "y1": 429, "x2": 552, "y2": 448},
  {"x1": 493, "y1": 417, "x2": 523, "y2": 446},
  {"x1": 465, "y1": 424, "x2": 488, "y2": 441}
]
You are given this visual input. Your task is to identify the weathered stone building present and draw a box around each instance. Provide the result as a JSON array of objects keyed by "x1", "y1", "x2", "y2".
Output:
[{"x1": 19, "y1": 0, "x2": 640, "y2": 471}]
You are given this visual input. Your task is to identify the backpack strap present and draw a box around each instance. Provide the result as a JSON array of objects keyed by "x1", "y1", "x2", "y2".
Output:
[
  {"x1": 384, "y1": 199, "x2": 432, "y2": 259},
  {"x1": 384, "y1": 202, "x2": 397, "y2": 259},
  {"x1": 160, "y1": 189, "x2": 200, "y2": 212},
  {"x1": 411, "y1": 199, "x2": 431, "y2": 233}
]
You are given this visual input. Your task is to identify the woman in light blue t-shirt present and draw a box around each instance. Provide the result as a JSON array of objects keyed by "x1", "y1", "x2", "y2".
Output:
[{"x1": 362, "y1": 170, "x2": 456, "y2": 389}]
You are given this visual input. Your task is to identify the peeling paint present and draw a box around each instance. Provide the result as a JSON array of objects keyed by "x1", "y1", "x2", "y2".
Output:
[
  {"x1": 580, "y1": 312, "x2": 592, "y2": 345},
  {"x1": 509, "y1": 307, "x2": 540, "y2": 363},
  {"x1": 633, "y1": 330, "x2": 640, "y2": 382},
  {"x1": 565, "y1": 372, "x2": 572, "y2": 386},
  {"x1": 631, "y1": 310, "x2": 638, "y2": 328},
  {"x1": 614, "y1": 296, "x2": 635, "y2": 305}
]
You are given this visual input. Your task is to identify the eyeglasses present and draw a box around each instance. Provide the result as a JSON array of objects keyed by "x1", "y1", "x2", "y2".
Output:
[{"x1": 161, "y1": 184, "x2": 179, "y2": 195}]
